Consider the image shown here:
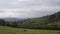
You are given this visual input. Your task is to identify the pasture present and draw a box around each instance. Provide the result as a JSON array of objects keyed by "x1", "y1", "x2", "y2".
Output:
[{"x1": 0, "y1": 26, "x2": 60, "y2": 34}]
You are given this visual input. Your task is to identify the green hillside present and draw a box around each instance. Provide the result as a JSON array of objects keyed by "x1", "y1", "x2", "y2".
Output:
[
  {"x1": 0, "y1": 11, "x2": 60, "y2": 30},
  {"x1": 25, "y1": 11, "x2": 60, "y2": 24},
  {"x1": 19, "y1": 11, "x2": 60, "y2": 29},
  {"x1": 0, "y1": 26, "x2": 60, "y2": 34}
]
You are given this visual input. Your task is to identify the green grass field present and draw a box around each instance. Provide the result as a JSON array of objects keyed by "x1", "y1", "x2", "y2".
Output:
[{"x1": 0, "y1": 26, "x2": 60, "y2": 34}]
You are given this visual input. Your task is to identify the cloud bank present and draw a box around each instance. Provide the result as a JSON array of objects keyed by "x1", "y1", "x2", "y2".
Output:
[{"x1": 0, "y1": 0, "x2": 60, "y2": 18}]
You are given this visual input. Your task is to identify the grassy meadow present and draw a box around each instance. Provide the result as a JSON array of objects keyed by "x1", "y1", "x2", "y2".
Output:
[{"x1": 0, "y1": 26, "x2": 60, "y2": 34}]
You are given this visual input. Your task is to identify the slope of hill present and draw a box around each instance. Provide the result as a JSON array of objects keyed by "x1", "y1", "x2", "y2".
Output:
[
  {"x1": 44, "y1": 11, "x2": 60, "y2": 23},
  {"x1": 24, "y1": 11, "x2": 60, "y2": 24},
  {"x1": 1, "y1": 11, "x2": 60, "y2": 30},
  {"x1": 18, "y1": 11, "x2": 60, "y2": 29}
]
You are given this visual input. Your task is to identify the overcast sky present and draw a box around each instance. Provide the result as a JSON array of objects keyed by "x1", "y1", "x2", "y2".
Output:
[{"x1": 0, "y1": 0, "x2": 60, "y2": 18}]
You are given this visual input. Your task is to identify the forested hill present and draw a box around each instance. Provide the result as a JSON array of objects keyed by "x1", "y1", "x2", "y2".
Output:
[
  {"x1": 19, "y1": 11, "x2": 60, "y2": 29},
  {"x1": 0, "y1": 11, "x2": 60, "y2": 30},
  {"x1": 24, "y1": 11, "x2": 60, "y2": 24},
  {"x1": 44, "y1": 11, "x2": 60, "y2": 23}
]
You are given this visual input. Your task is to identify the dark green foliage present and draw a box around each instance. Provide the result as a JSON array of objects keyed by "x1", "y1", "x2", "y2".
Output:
[{"x1": 0, "y1": 19, "x2": 6, "y2": 26}]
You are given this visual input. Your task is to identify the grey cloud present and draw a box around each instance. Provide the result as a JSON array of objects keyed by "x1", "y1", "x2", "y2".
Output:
[
  {"x1": 0, "y1": 0, "x2": 60, "y2": 18},
  {"x1": 0, "y1": 0, "x2": 60, "y2": 9}
]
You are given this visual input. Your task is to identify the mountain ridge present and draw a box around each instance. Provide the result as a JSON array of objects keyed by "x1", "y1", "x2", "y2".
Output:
[{"x1": 1, "y1": 18, "x2": 26, "y2": 22}]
